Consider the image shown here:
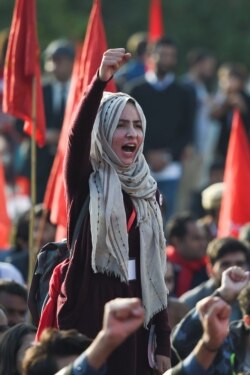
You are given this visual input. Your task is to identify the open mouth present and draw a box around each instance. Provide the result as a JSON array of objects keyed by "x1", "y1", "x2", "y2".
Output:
[{"x1": 122, "y1": 144, "x2": 136, "y2": 153}]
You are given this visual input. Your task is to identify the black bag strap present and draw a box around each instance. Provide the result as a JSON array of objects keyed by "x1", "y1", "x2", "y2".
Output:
[{"x1": 70, "y1": 194, "x2": 90, "y2": 253}]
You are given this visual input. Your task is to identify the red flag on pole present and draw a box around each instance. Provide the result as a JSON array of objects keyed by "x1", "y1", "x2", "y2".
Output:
[
  {"x1": 149, "y1": 0, "x2": 164, "y2": 42},
  {"x1": 3, "y1": 0, "x2": 46, "y2": 147},
  {"x1": 218, "y1": 110, "x2": 250, "y2": 237},
  {"x1": 44, "y1": 0, "x2": 116, "y2": 237},
  {"x1": 0, "y1": 160, "x2": 11, "y2": 249}
]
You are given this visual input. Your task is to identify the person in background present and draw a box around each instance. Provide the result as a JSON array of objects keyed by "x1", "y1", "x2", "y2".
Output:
[
  {"x1": 115, "y1": 31, "x2": 148, "y2": 92},
  {"x1": 180, "y1": 48, "x2": 218, "y2": 190},
  {"x1": 212, "y1": 62, "x2": 250, "y2": 161},
  {"x1": 42, "y1": 39, "x2": 75, "y2": 147},
  {"x1": 18, "y1": 39, "x2": 75, "y2": 203},
  {"x1": 129, "y1": 36, "x2": 195, "y2": 220},
  {"x1": 0, "y1": 280, "x2": 28, "y2": 327},
  {"x1": 180, "y1": 237, "x2": 249, "y2": 321},
  {"x1": 3, "y1": 204, "x2": 56, "y2": 282},
  {"x1": 166, "y1": 213, "x2": 208, "y2": 297},
  {"x1": 0, "y1": 323, "x2": 36, "y2": 375}
]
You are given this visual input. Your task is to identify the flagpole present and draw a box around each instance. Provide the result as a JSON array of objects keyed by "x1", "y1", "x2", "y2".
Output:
[{"x1": 28, "y1": 76, "x2": 37, "y2": 287}]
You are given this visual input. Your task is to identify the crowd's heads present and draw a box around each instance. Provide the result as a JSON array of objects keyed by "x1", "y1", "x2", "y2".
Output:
[
  {"x1": 207, "y1": 237, "x2": 249, "y2": 284},
  {"x1": 150, "y1": 36, "x2": 178, "y2": 77},
  {"x1": 22, "y1": 328, "x2": 92, "y2": 375},
  {"x1": 44, "y1": 38, "x2": 75, "y2": 82},
  {"x1": 0, "y1": 323, "x2": 36, "y2": 375},
  {"x1": 186, "y1": 47, "x2": 216, "y2": 82},
  {"x1": 166, "y1": 213, "x2": 207, "y2": 260},
  {"x1": 0, "y1": 280, "x2": 27, "y2": 327}
]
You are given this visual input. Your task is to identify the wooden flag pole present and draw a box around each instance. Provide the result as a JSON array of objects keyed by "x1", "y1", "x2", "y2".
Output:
[{"x1": 28, "y1": 76, "x2": 37, "y2": 288}]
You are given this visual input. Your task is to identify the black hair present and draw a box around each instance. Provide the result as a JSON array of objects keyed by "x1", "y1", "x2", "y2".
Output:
[
  {"x1": 0, "y1": 323, "x2": 36, "y2": 375},
  {"x1": 207, "y1": 237, "x2": 249, "y2": 265},
  {"x1": 0, "y1": 280, "x2": 27, "y2": 301},
  {"x1": 22, "y1": 328, "x2": 92, "y2": 375},
  {"x1": 153, "y1": 36, "x2": 177, "y2": 51},
  {"x1": 166, "y1": 213, "x2": 196, "y2": 243}
]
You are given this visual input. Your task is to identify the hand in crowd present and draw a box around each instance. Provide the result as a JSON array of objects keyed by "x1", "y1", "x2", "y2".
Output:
[
  {"x1": 84, "y1": 297, "x2": 144, "y2": 370},
  {"x1": 197, "y1": 296, "x2": 231, "y2": 352},
  {"x1": 99, "y1": 48, "x2": 131, "y2": 82},
  {"x1": 217, "y1": 266, "x2": 250, "y2": 303},
  {"x1": 102, "y1": 297, "x2": 144, "y2": 347}
]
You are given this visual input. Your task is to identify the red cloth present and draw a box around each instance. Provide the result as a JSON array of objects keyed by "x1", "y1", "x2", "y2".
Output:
[
  {"x1": 149, "y1": 0, "x2": 165, "y2": 42},
  {"x1": 218, "y1": 110, "x2": 250, "y2": 237},
  {"x1": 166, "y1": 245, "x2": 208, "y2": 297},
  {"x1": 35, "y1": 259, "x2": 69, "y2": 341},
  {"x1": 44, "y1": 0, "x2": 116, "y2": 229},
  {"x1": 3, "y1": 0, "x2": 46, "y2": 147},
  {"x1": 0, "y1": 160, "x2": 11, "y2": 249}
]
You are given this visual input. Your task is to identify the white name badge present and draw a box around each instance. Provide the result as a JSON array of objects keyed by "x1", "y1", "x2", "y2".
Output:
[{"x1": 128, "y1": 259, "x2": 136, "y2": 281}]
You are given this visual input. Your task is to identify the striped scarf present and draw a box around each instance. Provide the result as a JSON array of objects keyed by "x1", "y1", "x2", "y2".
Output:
[{"x1": 89, "y1": 91, "x2": 168, "y2": 326}]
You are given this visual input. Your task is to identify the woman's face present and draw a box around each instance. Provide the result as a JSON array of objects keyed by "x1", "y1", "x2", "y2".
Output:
[{"x1": 111, "y1": 103, "x2": 144, "y2": 166}]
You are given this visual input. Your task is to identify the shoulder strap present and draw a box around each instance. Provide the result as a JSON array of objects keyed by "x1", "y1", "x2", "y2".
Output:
[{"x1": 71, "y1": 195, "x2": 90, "y2": 251}]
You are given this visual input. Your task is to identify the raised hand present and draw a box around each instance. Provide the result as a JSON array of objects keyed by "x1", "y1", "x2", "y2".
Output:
[
  {"x1": 102, "y1": 297, "x2": 144, "y2": 348},
  {"x1": 99, "y1": 48, "x2": 131, "y2": 82},
  {"x1": 217, "y1": 266, "x2": 250, "y2": 303},
  {"x1": 197, "y1": 296, "x2": 231, "y2": 351}
]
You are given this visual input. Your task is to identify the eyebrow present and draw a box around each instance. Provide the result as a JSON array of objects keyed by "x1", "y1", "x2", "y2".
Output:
[{"x1": 118, "y1": 119, "x2": 142, "y2": 124}]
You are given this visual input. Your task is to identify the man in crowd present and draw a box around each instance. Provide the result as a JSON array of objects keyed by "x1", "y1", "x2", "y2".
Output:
[
  {"x1": 129, "y1": 36, "x2": 195, "y2": 219},
  {"x1": 180, "y1": 236, "x2": 249, "y2": 320},
  {"x1": 0, "y1": 280, "x2": 28, "y2": 327},
  {"x1": 166, "y1": 213, "x2": 208, "y2": 296}
]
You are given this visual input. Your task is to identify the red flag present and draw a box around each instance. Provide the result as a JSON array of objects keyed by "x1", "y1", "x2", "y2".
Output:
[
  {"x1": 44, "y1": 0, "x2": 116, "y2": 236},
  {"x1": 0, "y1": 160, "x2": 11, "y2": 249},
  {"x1": 3, "y1": 0, "x2": 46, "y2": 147},
  {"x1": 218, "y1": 110, "x2": 250, "y2": 237},
  {"x1": 149, "y1": 0, "x2": 164, "y2": 42}
]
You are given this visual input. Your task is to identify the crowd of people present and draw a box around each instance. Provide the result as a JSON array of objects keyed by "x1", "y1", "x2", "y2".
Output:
[{"x1": 0, "y1": 28, "x2": 250, "y2": 374}]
